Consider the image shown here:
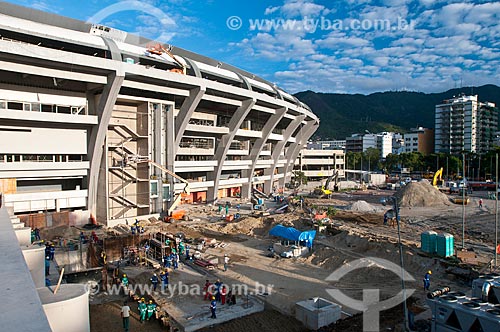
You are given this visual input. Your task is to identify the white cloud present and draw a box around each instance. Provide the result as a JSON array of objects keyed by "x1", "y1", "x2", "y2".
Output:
[
  {"x1": 265, "y1": 6, "x2": 281, "y2": 15},
  {"x1": 280, "y1": 0, "x2": 330, "y2": 18}
]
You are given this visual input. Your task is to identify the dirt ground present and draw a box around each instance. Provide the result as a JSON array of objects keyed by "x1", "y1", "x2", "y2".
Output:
[{"x1": 83, "y1": 186, "x2": 500, "y2": 332}]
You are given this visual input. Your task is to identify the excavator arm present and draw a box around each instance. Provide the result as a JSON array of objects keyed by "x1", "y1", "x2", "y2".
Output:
[{"x1": 433, "y1": 167, "x2": 443, "y2": 188}]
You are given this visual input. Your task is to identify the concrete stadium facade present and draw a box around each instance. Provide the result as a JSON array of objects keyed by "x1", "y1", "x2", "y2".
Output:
[{"x1": 0, "y1": 3, "x2": 319, "y2": 225}]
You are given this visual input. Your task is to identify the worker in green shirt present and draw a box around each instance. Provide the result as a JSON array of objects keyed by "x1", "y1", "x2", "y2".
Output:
[
  {"x1": 138, "y1": 298, "x2": 147, "y2": 323},
  {"x1": 146, "y1": 300, "x2": 157, "y2": 320}
]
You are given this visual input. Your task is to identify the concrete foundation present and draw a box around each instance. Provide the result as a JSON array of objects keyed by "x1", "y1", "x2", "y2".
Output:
[
  {"x1": 22, "y1": 245, "x2": 46, "y2": 288},
  {"x1": 38, "y1": 284, "x2": 90, "y2": 332},
  {"x1": 14, "y1": 226, "x2": 32, "y2": 246},
  {"x1": 170, "y1": 296, "x2": 265, "y2": 332},
  {"x1": 295, "y1": 297, "x2": 341, "y2": 330}
]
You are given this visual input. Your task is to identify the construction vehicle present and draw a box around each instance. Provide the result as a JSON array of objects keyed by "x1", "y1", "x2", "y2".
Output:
[
  {"x1": 312, "y1": 170, "x2": 339, "y2": 197},
  {"x1": 126, "y1": 155, "x2": 190, "y2": 221},
  {"x1": 432, "y1": 167, "x2": 444, "y2": 189},
  {"x1": 146, "y1": 44, "x2": 187, "y2": 74}
]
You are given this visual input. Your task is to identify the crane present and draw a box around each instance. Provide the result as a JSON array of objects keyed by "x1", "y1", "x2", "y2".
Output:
[
  {"x1": 126, "y1": 155, "x2": 190, "y2": 218},
  {"x1": 146, "y1": 44, "x2": 187, "y2": 74}
]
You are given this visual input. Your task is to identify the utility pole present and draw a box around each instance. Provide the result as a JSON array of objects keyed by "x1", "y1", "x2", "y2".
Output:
[
  {"x1": 496, "y1": 153, "x2": 498, "y2": 267},
  {"x1": 462, "y1": 153, "x2": 466, "y2": 249}
]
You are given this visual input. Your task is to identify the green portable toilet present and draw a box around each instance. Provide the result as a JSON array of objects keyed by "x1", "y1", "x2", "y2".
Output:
[
  {"x1": 436, "y1": 233, "x2": 454, "y2": 257},
  {"x1": 421, "y1": 231, "x2": 437, "y2": 254}
]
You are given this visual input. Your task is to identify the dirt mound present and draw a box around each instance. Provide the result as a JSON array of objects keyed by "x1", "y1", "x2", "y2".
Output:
[
  {"x1": 348, "y1": 200, "x2": 381, "y2": 213},
  {"x1": 41, "y1": 225, "x2": 82, "y2": 241},
  {"x1": 395, "y1": 181, "x2": 451, "y2": 207}
]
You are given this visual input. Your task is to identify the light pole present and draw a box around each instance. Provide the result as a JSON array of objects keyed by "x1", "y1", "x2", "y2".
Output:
[
  {"x1": 381, "y1": 196, "x2": 408, "y2": 331},
  {"x1": 496, "y1": 153, "x2": 498, "y2": 267}
]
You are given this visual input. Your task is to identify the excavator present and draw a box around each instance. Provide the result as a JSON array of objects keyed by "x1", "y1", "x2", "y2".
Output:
[
  {"x1": 432, "y1": 167, "x2": 444, "y2": 189},
  {"x1": 312, "y1": 170, "x2": 339, "y2": 198},
  {"x1": 126, "y1": 155, "x2": 190, "y2": 221},
  {"x1": 146, "y1": 44, "x2": 187, "y2": 74}
]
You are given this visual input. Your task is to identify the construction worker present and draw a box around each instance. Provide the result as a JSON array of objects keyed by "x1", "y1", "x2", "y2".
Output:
[
  {"x1": 121, "y1": 301, "x2": 131, "y2": 332},
  {"x1": 31, "y1": 229, "x2": 35, "y2": 243},
  {"x1": 210, "y1": 296, "x2": 217, "y2": 319},
  {"x1": 121, "y1": 273, "x2": 129, "y2": 295},
  {"x1": 150, "y1": 273, "x2": 159, "y2": 291},
  {"x1": 45, "y1": 256, "x2": 50, "y2": 275},
  {"x1": 221, "y1": 286, "x2": 227, "y2": 305},
  {"x1": 423, "y1": 270, "x2": 432, "y2": 291},
  {"x1": 214, "y1": 279, "x2": 222, "y2": 302},
  {"x1": 138, "y1": 298, "x2": 147, "y2": 323},
  {"x1": 160, "y1": 271, "x2": 169, "y2": 290},
  {"x1": 203, "y1": 280, "x2": 212, "y2": 300},
  {"x1": 146, "y1": 300, "x2": 156, "y2": 321},
  {"x1": 165, "y1": 254, "x2": 172, "y2": 268},
  {"x1": 185, "y1": 244, "x2": 190, "y2": 260},
  {"x1": 223, "y1": 254, "x2": 229, "y2": 272},
  {"x1": 173, "y1": 253, "x2": 179, "y2": 270},
  {"x1": 49, "y1": 244, "x2": 55, "y2": 261},
  {"x1": 479, "y1": 198, "x2": 483, "y2": 208}
]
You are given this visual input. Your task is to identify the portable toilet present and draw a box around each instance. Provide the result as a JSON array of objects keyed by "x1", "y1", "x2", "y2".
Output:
[
  {"x1": 421, "y1": 231, "x2": 437, "y2": 254},
  {"x1": 436, "y1": 233, "x2": 454, "y2": 257}
]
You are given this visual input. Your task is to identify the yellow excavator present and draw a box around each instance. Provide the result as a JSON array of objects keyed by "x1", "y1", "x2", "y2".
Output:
[
  {"x1": 312, "y1": 170, "x2": 339, "y2": 198},
  {"x1": 432, "y1": 167, "x2": 444, "y2": 189},
  {"x1": 126, "y1": 155, "x2": 190, "y2": 220}
]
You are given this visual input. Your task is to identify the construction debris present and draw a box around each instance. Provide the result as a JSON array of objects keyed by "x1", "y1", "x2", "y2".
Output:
[{"x1": 394, "y1": 180, "x2": 451, "y2": 207}]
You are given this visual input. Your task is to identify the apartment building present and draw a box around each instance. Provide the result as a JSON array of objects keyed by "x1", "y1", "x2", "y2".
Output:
[
  {"x1": 435, "y1": 94, "x2": 497, "y2": 154},
  {"x1": 345, "y1": 134, "x2": 377, "y2": 153},
  {"x1": 403, "y1": 127, "x2": 434, "y2": 154},
  {"x1": 0, "y1": 3, "x2": 318, "y2": 225}
]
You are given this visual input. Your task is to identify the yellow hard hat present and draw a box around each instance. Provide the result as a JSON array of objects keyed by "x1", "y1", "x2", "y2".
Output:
[
  {"x1": 212, "y1": 296, "x2": 215, "y2": 300},
  {"x1": 123, "y1": 274, "x2": 127, "y2": 277},
  {"x1": 428, "y1": 270, "x2": 432, "y2": 274},
  {"x1": 141, "y1": 297, "x2": 145, "y2": 301},
  {"x1": 149, "y1": 300, "x2": 153, "y2": 303}
]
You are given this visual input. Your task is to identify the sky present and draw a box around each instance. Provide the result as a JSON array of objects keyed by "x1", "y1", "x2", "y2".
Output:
[{"x1": 6, "y1": 0, "x2": 500, "y2": 94}]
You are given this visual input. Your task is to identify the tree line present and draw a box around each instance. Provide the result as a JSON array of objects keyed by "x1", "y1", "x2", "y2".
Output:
[{"x1": 346, "y1": 147, "x2": 500, "y2": 180}]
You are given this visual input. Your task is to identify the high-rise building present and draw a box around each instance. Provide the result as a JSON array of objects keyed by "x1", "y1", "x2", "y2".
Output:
[{"x1": 435, "y1": 95, "x2": 498, "y2": 154}]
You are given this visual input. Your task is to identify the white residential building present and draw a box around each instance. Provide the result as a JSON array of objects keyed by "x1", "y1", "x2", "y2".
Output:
[{"x1": 435, "y1": 94, "x2": 497, "y2": 154}]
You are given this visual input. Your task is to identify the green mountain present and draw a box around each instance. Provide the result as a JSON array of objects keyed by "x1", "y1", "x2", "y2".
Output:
[{"x1": 294, "y1": 84, "x2": 500, "y2": 140}]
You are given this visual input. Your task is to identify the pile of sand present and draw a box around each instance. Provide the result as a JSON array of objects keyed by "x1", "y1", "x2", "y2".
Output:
[
  {"x1": 394, "y1": 180, "x2": 450, "y2": 207},
  {"x1": 348, "y1": 200, "x2": 381, "y2": 213}
]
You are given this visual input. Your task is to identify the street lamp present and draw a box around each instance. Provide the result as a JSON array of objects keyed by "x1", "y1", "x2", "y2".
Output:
[{"x1": 381, "y1": 196, "x2": 409, "y2": 331}]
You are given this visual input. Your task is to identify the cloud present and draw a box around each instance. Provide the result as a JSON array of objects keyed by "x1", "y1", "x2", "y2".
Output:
[
  {"x1": 226, "y1": 0, "x2": 499, "y2": 94},
  {"x1": 265, "y1": 6, "x2": 280, "y2": 15}
]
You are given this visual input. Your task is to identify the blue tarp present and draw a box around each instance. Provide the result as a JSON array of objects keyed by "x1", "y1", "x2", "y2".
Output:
[{"x1": 269, "y1": 225, "x2": 316, "y2": 247}]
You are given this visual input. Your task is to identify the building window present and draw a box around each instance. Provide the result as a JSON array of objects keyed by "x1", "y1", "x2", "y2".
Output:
[{"x1": 150, "y1": 180, "x2": 159, "y2": 198}]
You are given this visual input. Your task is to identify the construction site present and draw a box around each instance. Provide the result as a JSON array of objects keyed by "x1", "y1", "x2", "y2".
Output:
[{"x1": 15, "y1": 176, "x2": 500, "y2": 332}]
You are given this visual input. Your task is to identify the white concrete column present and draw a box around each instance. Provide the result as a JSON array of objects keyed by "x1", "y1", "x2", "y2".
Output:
[
  {"x1": 174, "y1": 85, "x2": 206, "y2": 154},
  {"x1": 87, "y1": 70, "x2": 125, "y2": 220},
  {"x1": 263, "y1": 115, "x2": 306, "y2": 193},
  {"x1": 207, "y1": 98, "x2": 256, "y2": 202},
  {"x1": 282, "y1": 121, "x2": 318, "y2": 187},
  {"x1": 241, "y1": 107, "x2": 287, "y2": 199}
]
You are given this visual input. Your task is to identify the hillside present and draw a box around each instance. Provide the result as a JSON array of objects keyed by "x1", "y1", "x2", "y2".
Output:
[{"x1": 294, "y1": 84, "x2": 500, "y2": 139}]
